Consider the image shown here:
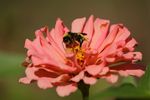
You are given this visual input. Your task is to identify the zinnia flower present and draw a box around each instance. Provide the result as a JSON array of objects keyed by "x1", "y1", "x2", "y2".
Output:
[{"x1": 19, "y1": 15, "x2": 145, "y2": 97}]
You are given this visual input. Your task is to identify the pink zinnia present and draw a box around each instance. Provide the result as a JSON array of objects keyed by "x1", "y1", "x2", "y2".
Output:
[{"x1": 19, "y1": 15, "x2": 145, "y2": 97}]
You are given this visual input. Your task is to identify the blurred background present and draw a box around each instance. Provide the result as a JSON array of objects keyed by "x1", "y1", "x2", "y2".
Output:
[{"x1": 0, "y1": 0, "x2": 150, "y2": 100}]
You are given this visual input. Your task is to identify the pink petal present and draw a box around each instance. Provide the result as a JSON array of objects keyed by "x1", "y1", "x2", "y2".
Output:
[
  {"x1": 48, "y1": 28, "x2": 55, "y2": 42},
  {"x1": 83, "y1": 76, "x2": 97, "y2": 85},
  {"x1": 110, "y1": 63, "x2": 145, "y2": 77},
  {"x1": 98, "y1": 24, "x2": 120, "y2": 53},
  {"x1": 54, "y1": 19, "x2": 66, "y2": 52},
  {"x1": 99, "y1": 67, "x2": 109, "y2": 75},
  {"x1": 31, "y1": 37, "x2": 47, "y2": 57},
  {"x1": 55, "y1": 18, "x2": 65, "y2": 36},
  {"x1": 102, "y1": 74, "x2": 118, "y2": 83},
  {"x1": 125, "y1": 38, "x2": 137, "y2": 50},
  {"x1": 25, "y1": 67, "x2": 39, "y2": 80},
  {"x1": 30, "y1": 37, "x2": 76, "y2": 72},
  {"x1": 56, "y1": 84, "x2": 77, "y2": 97},
  {"x1": 114, "y1": 26, "x2": 130, "y2": 42},
  {"x1": 34, "y1": 68, "x2": 59, "y2": 78},
  {"x1": 71, "y1": 17, "x2": 86, "y2": 33},
  {"x1": 40, "y1": 40, "x2": 66, "y2": 64},
  {"x1": 100, "y1": 40, "x2": 125, "y2": 58},
  {"x1": 24, "y1": 39, "x2": 33, "y2": 50},
  {"x1": 37, "y1": 77, "x2": 53, "y2": 89},
  {"x1": 51, "y1": 74, "x2": 70, "y2": 84},
  {"x1": 46, "y1": 29, "x2": 66, "y2": 57},
  {"x1": 35, "y1": 59, "x2": 76, "y2": 73},
  {"x1": 98, "y1": 44, "x2": 115, "y2": 58},
  {"x1": 25, "y1": 39, "x2": 41, "y2": 57},
  {"x1": 49, "y1": 19, "x2": 66, "y2": 54},
  {"x1": 30, "y1": 50, "x2": 61, "y2": 67},
  {"x1": 71, "y1": 71, "x2": 84, "y2": 82},
  {"x1": 64, "y1": 26, "x2": 69, "y2": 33},
  {"x1": 90, "y1": 18, "x2": 109, "y2": 49},
  {"x1": 86, "y1": 62, "x2": 105, "y2": 76},
  {"x1": 133, "y1": 52, "x2": 142, "y2": 61},
  {"x1": 123, "y1": 52, "x2": 142, "y2": 61},
  {"x1": 83, "y1": 15, "x2": 94, "y2": 43},
  {"x1": 120, "y1": 69, "x2": 144, "y2": 77},
  {"x1": 45, "y1": 62, "x2": 76, "y2": 74},
  {"x1": 19, "y1": 77, "x2": 31, "y2": 84},
  {"x1": 123, "y1": 52, "x2": 134, "y2": 59},
  {"x1": 105, "y1": 57, "x2": 116, "y2": 63}
]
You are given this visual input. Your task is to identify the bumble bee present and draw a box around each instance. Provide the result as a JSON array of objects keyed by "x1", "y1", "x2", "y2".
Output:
[{"x1": 63, "y1": 32, "x2": 87, "y2": 48}]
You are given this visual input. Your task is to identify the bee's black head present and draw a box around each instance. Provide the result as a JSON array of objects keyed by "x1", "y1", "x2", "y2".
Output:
[{"x1": 63, "y1": 36, "x2": 71, "y2": 43}]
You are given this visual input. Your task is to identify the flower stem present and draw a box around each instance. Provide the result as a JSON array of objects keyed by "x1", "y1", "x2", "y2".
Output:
[{"x1": 78, "y1": 81, "x2": 90, "y2": 100}]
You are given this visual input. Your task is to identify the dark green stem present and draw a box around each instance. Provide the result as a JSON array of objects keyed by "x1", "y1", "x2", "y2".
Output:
[{"x1": 78, "y1": 81, "x2": 90, "y2": 100}]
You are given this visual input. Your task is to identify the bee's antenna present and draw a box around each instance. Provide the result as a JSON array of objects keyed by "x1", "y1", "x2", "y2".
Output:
[{"x1": 81, "y1": 33, "x2": 87, "y2": 35}]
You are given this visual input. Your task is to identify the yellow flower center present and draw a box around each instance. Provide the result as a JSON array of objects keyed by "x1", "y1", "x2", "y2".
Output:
[{"x1": 74, "y1": 46, "x2": 85, "y2": 61}]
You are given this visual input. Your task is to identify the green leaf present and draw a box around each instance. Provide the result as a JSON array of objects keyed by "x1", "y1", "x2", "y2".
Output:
[
  {"x1": 138, "y1": 65, "x2": 150, "y2": 93},
  {"x1": 90, "y1": 65, "x2": 150, "y2": 100},
  {"x1": 90, "y1": 83, "x2": 150, "y2": 100}
]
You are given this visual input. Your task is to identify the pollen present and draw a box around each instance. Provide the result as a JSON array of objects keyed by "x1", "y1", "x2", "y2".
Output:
[
  {"x1": 76, "y1": 52, "x2": 84, "y2": 61},
  {"x1": 74, "y1": 46, "x2": 85, "y2": 61}
]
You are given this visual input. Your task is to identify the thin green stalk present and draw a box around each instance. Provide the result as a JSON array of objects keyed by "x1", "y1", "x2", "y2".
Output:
[{"x1": 78, "y1": 81, "x2": 90, "y2": 100}]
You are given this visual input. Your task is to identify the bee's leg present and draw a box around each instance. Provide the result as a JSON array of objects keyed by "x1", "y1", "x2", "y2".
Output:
[{"x1": 79, "y1": 39, "x2": 83, "y2": 47}]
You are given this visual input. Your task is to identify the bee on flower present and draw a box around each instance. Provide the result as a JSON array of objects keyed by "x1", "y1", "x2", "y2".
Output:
[{"x1": 19, "y1": 15, "x2": 145, "y2": 97}]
